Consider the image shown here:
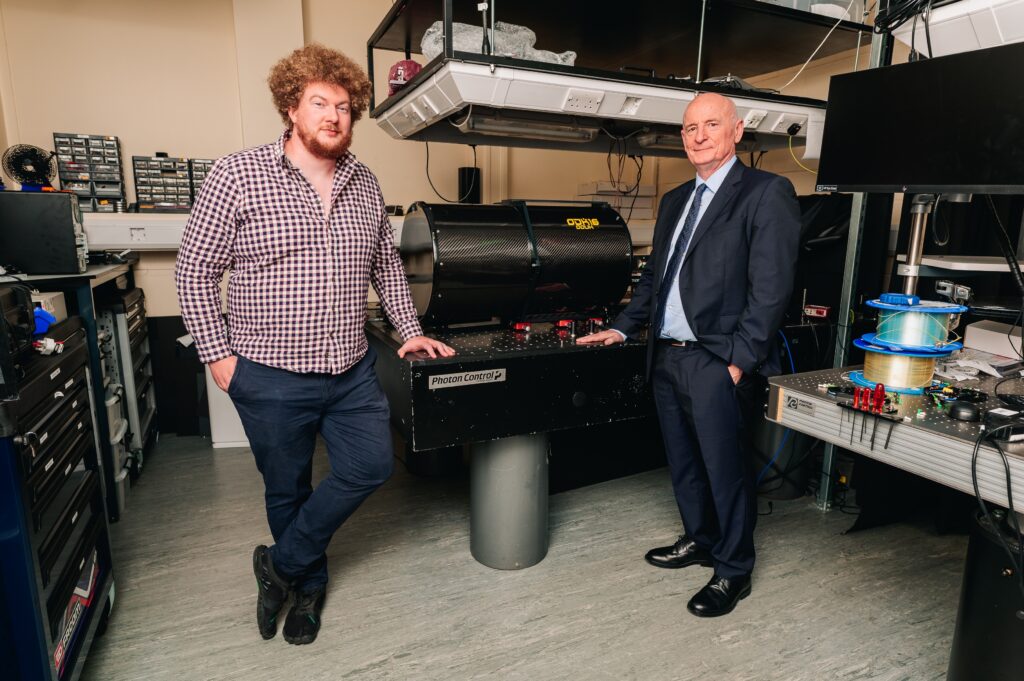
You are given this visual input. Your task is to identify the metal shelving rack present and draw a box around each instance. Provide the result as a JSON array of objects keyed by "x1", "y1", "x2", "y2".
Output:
[{"x1": 97, "y1": 288, "x2": 157, "y2": 484}]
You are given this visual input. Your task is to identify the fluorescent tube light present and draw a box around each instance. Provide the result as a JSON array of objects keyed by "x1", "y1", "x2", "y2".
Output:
[
  {"x1": 636, "y1": 133, "x2": 683, "y2": 151},
  {"x1": 456, "y1": 114, "x2": 599, "y2": 143}
]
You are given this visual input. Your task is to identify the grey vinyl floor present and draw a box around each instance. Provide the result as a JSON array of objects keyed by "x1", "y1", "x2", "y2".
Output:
[{"x1": 82, "y1": 435, "x2": 966, "y2": 681}]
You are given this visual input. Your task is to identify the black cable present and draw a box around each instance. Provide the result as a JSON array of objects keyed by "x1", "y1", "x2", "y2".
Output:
[
  {"x1": 424, "y1": 142, "x2": 477, "y2": 203},
  {"x1": 923, "y1": 0, "x2": 934, "y2": 58},
  {"x1": 606, "y1": 138, "x2": 641, "y2": 194},
  {"x1": 1, "y1": 281, "x2": 34, "y2": 294},
  {"x1": 819, "y1": 465, "x2": 859, "y2": 515},
  {"x1": 838, "y1": 489, "x2": 861, "y2": 515},
  {"x1": 834, "y1": 318, "x2": 854, "y2": 357},
  {"x1": 0, "y1": 270, "x2": 29, "y2": 284},
  {"x1": 986, "y1": 194, "x2": 1024, "y2": 299},
  {"x1": 1010, "y1": 307, "x2": 1024, "y2": 362},
  {"x1": 910, "y1": 13, "x2": 919, "y2": 60},
  {"x1": 971, "y1": 425, "x2": 1024, "y2": 611},
  {"x1": 757, "y1": 440, "x2": 823, "y2": 492},
  {"x1": 1, "y1": 284, "x2": 36, "y2": 350},
  {"x1": 623, "y1": 156, "x2": 644, "y2": 221},
  {"x1": 606, "y1": 140, "x2": 624, "y2": 188},
  {"x1": 995, "y1": 374, "x2": 1024, "y2": 413},
  {"x1": 986, "y1": 194, "x2": 1024, "y2": 364},
  {"x1": 791, "y1": 320, "x2": 828, "y2": 368},
  {"x1": 930, "y1": 200, "x2": 949, "y2": 246},
  {"x1": 875, "y1": 0, "x2": 934, "y2": 32},
  {"x1": 991, "y1": 439, "x2": 1024, "y2": 588},
  {"x1": 599, "y1": 136, "x2": 645, "y2": 222}
]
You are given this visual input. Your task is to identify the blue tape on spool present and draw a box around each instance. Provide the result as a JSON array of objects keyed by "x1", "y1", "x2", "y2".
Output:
[
  {"x1": 866, "y1": 298, "x2": 968, "y2": 313},
  {"x1": 849, "y1": 371, "x2": 936, "y2": 395},
  {"x1": 879, "y1": 292, "x2": 920, "y2": 306},
  {"x1": 853, "y1": 336, "x2": 960, "y2": 357}
]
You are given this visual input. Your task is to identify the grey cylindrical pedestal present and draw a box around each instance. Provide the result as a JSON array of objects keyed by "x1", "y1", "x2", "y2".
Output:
[{"x1": 470, "y1": 433, "x2": 549, "y2": 569}]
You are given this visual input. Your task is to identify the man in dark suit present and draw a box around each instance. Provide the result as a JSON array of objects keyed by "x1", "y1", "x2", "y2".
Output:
[{"x1": 578, "y1": 92, "x2": 800, "y2": 617}]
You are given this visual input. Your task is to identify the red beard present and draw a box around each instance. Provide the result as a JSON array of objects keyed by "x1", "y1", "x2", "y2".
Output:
[{"x1": 294, "y1": 122, "x2": 352, "y2": 160}]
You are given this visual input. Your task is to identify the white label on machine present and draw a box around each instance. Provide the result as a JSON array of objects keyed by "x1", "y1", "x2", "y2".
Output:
[
  {"x1": 785, "y1": 395, "x2": 815, "y2": 416},
  {"x1": 428, "y1": 369, "x2": 507, "y2": 390},
  {"x1": 989, "y1": 408, "x2": 1018, "y2": 417}
]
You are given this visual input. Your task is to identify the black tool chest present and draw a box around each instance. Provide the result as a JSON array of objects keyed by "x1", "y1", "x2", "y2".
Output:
[{"x1": 1, "y1": 314, "x2": 115, "y2": 681}]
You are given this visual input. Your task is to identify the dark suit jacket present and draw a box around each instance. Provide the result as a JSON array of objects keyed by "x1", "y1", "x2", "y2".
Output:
[{"x1": 613, "y1": 160, "x2": 800, "y2": 378}]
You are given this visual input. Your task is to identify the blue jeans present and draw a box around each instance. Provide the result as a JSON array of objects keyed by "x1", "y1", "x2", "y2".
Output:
[{"x1": 228, "y1": 347, "x2": 394, "y2": 592}]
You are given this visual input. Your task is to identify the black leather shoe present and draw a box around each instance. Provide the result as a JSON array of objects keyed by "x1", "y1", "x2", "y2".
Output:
[
  {"x1": 283, "y1": 587, "x2": 326, "y2": 645},
  {"x1": 686, "y1": 574, "x2": 752, "y2": 617},
  {"x1": 253, "y1": 545, "x2": 291, "y2": 640},
  {"x1": 644, "y1": 535, "x2": 714, "y2": 569}
]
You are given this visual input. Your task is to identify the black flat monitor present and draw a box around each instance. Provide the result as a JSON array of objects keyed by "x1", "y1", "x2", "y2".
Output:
[{"x1": 816, "y1": 42, "x2": 1024, "y2": 194}]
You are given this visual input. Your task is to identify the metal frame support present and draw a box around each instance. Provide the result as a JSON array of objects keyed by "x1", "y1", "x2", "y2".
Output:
[
  {"x1": 696, "y1": 0, "x2": 708, "y2": 83},
  {"x1": 443, "y1": 0, "x2": 454, "y2": 59},
  {"x1": 816, "y1": 29, "x2": 891, "y2": 511},
  {"x1": 898, "y1": 194, "x2": 937, "y2": 295},
  {"x1": 817, "y1": 191, "x2": 868, "y2": 509}
]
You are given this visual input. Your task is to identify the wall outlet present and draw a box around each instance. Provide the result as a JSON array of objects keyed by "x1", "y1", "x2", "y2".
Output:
[
  {"x1": 770, "y1": 113, "x2": 808, "y2": 135},
  {"x1": 563, "y1": 89, "x2": 604, "y2": 114},
  {"x1": 742, "y1": 109, "x2": 768, "y2": 129}
]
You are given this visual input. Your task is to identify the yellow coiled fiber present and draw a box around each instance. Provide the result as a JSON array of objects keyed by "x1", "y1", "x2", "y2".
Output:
[{"x1": 862, "y1": 351, "x2": 936, "y2": 389}]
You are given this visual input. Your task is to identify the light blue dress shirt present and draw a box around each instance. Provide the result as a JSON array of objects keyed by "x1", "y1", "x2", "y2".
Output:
[{"x1": 658, "y1": 155, "x2": 738, "y2": 341}]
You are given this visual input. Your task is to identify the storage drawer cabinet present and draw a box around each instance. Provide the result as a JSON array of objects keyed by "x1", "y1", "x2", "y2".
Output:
[
  {"x1": 17, "y1": 383, "x2": 90, "y2": 477},
  {"x1": 1, "y1": 307, "x2": 115, "y2": 681},
  {"x1": 39, "y1": 471, "x2": 99, "y2": 586},
  {"x1": 14, "y1": 345, "x2": 89, "y2": 421},
  {"x1": 26, "y1": 423, "x2": 92, "y2": 530}
]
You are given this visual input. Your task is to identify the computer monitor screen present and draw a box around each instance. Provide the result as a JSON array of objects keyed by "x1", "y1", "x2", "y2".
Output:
[{"x1": 816, "y1": 42, "x2": 1024, "y2": 194}]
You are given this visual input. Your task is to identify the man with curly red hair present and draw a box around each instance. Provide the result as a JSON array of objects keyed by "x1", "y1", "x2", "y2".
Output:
[{"x1": 176, "y1": 44, "x2": 453, "y2": 646}]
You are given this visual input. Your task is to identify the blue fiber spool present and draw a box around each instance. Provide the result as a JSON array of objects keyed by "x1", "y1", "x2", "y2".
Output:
[
  {"x1": 853, "y1": 337, "x2": 959, "y2": 393},
  {"x1": 867, "y1": 295, "x2": 967, "y2": 350},
  {"x1": 848, "y1": 371, "x2": 939, "y2": 395}
]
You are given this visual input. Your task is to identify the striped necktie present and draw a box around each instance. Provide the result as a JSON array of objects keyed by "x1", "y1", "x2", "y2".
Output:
[{"x1": 652, "y1": 183, "x2": 707, "y2": 339}]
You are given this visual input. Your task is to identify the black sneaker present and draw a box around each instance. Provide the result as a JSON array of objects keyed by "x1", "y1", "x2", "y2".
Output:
[
  {"x1": 282, "y1": 587, "x2": 326, "y2": 645},
  {"x1": 253, "y1": 545, "x2": 291, "y2": 640}
]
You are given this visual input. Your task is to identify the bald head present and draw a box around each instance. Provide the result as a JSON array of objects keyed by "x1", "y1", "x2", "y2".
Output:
[
  {"x1": 681, "y1": 93, "x2": 744, "y2": 179},
  {"x1": 686, "y1": 93, "x2": 738, "y2": 124}
]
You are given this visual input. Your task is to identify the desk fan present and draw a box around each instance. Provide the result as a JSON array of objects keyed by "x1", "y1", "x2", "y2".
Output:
[{"x1": 2, "y1": 144, "x2": 57, "y2": 191}]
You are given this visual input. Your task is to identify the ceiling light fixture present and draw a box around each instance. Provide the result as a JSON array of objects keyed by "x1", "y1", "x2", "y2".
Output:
[{"x1": 455, "y1": 114, "x2": 599, "y2": 143}]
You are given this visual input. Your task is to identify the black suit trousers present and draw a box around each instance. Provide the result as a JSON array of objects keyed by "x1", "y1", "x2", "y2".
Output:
[{"x1": 651, "y1": 344, "x2": 762, "y2": 578}]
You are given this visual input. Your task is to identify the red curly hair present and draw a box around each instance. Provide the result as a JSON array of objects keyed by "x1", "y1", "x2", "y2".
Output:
[{"x1": 268, "y1": 43, "x2": 372, "y2": 125}]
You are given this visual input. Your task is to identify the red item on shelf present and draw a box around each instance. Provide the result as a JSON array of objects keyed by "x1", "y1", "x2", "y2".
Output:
[{"x1": 388, "y1": 60, "x2": 422, "y2": 96}]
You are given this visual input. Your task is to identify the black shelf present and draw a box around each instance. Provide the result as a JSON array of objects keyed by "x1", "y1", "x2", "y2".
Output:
[{"x1": 369, "y1": 0, "x2": 872, "y2": 82}]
